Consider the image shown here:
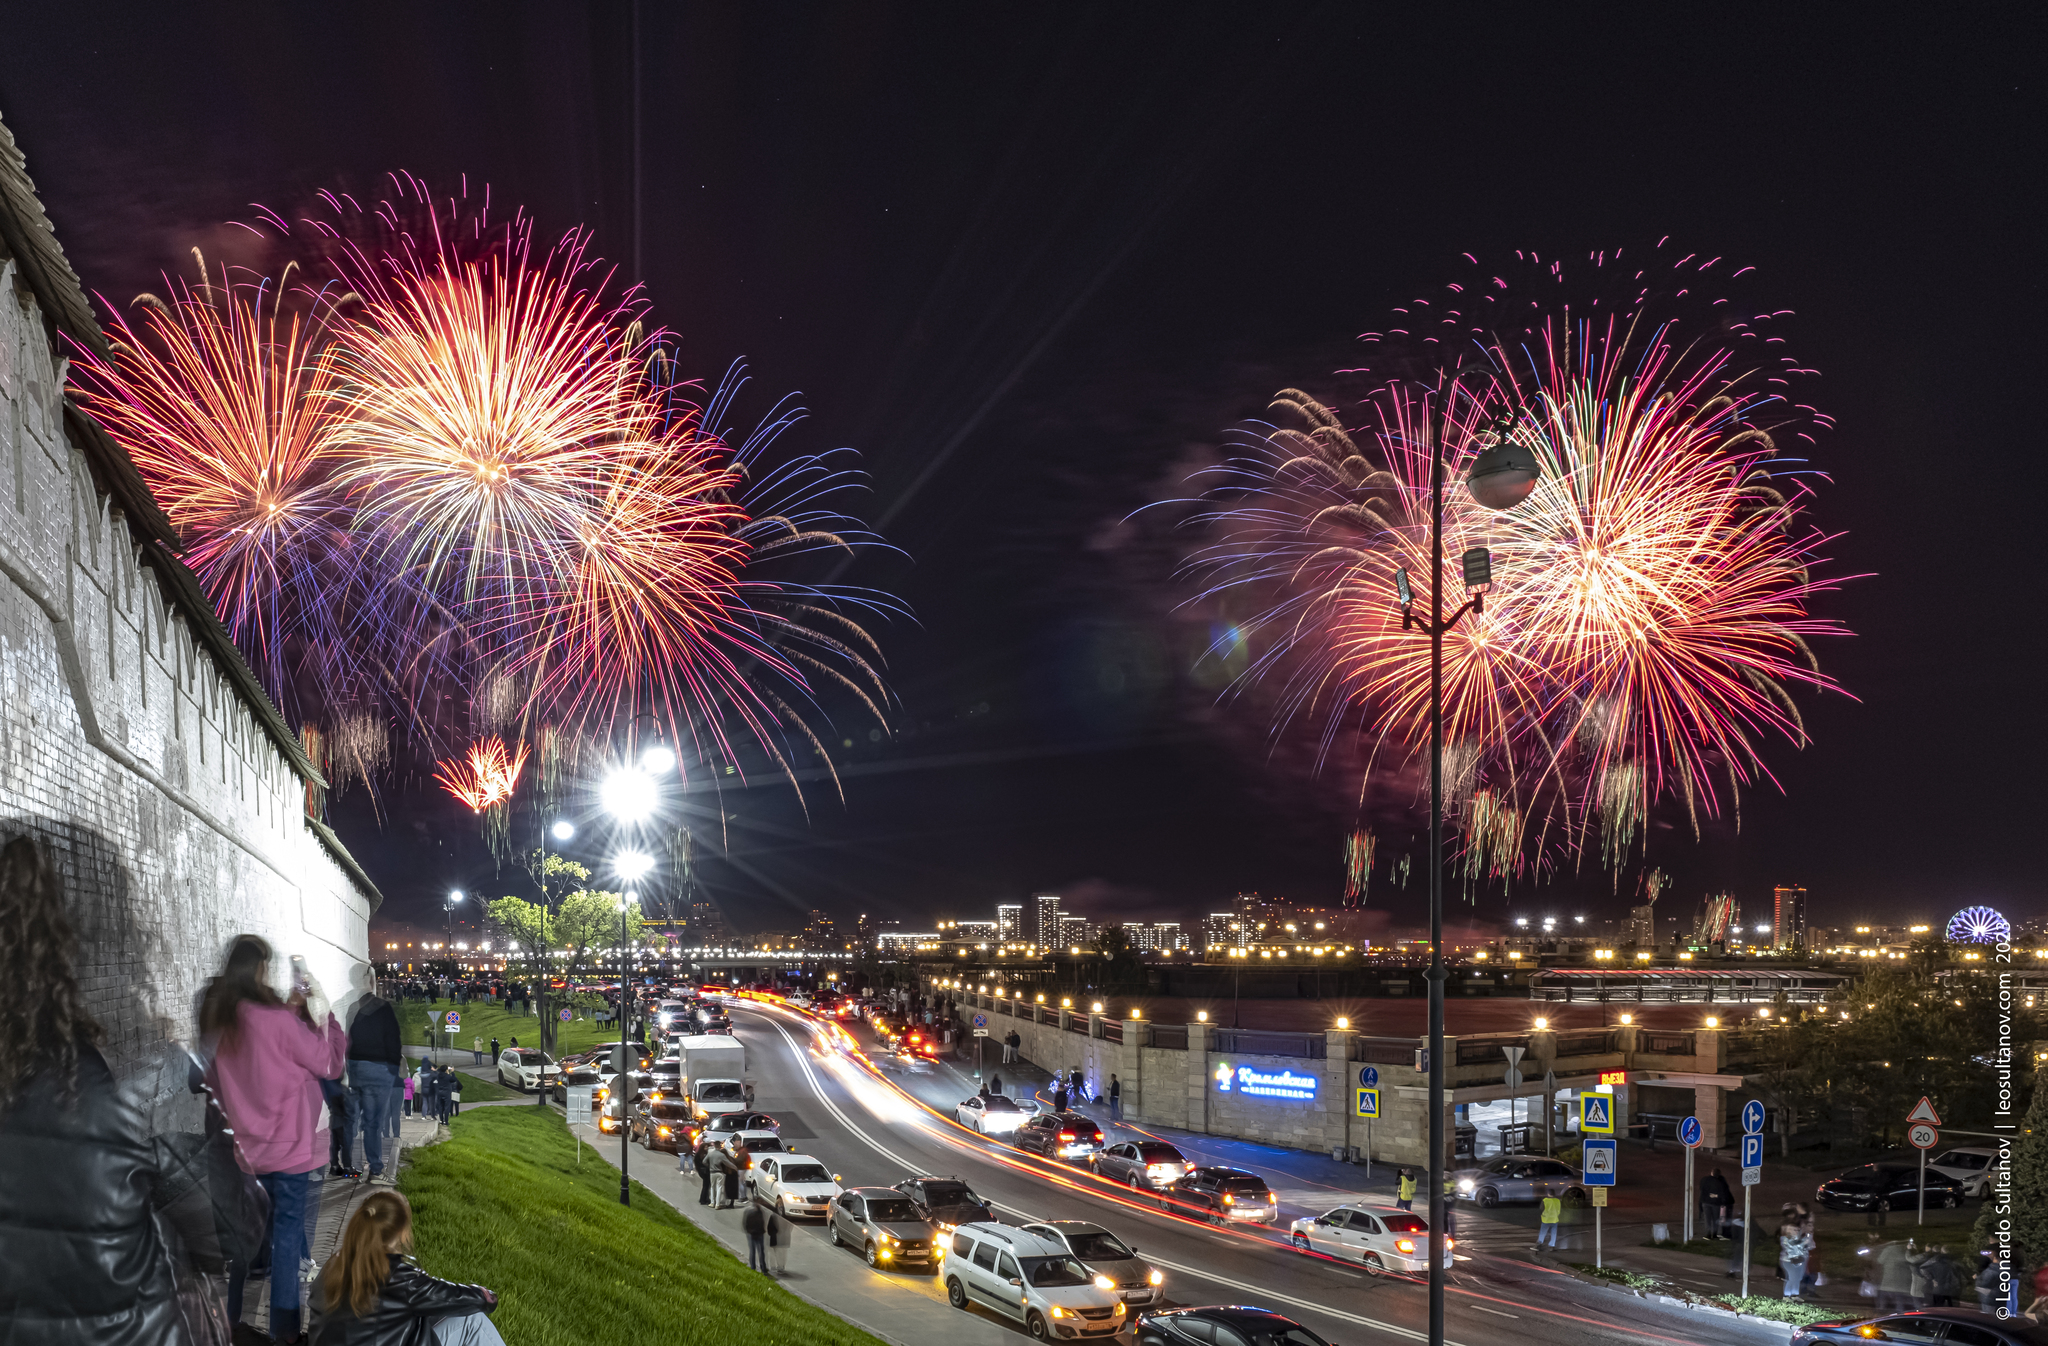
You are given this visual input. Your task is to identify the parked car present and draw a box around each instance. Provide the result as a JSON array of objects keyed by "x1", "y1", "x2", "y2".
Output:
[
  {"x1": 1162, "y1": 1167, "x2": 1278, "y2": 1225},
  {"x1": 829, "y1": 1187, "x2": 941, "y2": 1270},
  {"x1": 893, "y1": 1176, "x2": 996, "y2": 1231},
  {"x1": 631, "y1": 1096, "x2": 698, "y2": 1153},
  {"x1": 1092, "y1": 1140, "x2": 1189, "y2": 1193},
  {"x1": 1014, "y1": 1111, "x2": 1104, "y2": 1162},
  {"x1": 751, "y1": 1154, "x2": 843, "y2": 1222},
  {"x1": 957, "y1": 1093, "x2": 1030, "y2": 1136},
  {"x1": 1926, "y1": 1147, "x2": 2003, "y2": 1199},
  {"x1": 1135, "y1": 1306, "x2": 1332, "y2": 1346},
  {"x1": 548, "y1": 1065, "x2": 601, "y2": 1105},
  {"x1": 1450, "y1": 1157, "x2": 1588, "y2": 1207},
  {"x1": 1020, "y1": 1221, "x2": 1163, "y2": 1307},
  {"x1": 696, "y1": 1112, "x2": 778, "y2": 1151},
  {"x1": 1288, "y1": 1205, "x2": 1451, "y2": 1274},
  {"x1": 1790, "y1": 1308, "x2": 2048, "y2": 1345},
  {"x1": 495, "y1": 1048, "x2": 559, "y2": 1093},
  {"x1": 944, "y1": 1222, "x2": 1126, "y2": 1339},
  {"x1": 1815, "y1": 1164, "x2": 1966, "y2": 1213}
]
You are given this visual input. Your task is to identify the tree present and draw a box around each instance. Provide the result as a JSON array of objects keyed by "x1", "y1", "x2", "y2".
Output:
[
  {"x1": 488, "y1": 883, "x2": 624, "y2": 1052},
  {"x1": 1977, "y1": 1067, "x2": 2047, "y2": 1288},
  {"x1": 1092, "y1": 925, "x2": 1144, "y2": 988}
]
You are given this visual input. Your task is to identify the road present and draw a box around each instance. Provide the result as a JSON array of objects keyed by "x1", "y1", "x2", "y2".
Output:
[{"x1": 719, "y1": 1000, "x2": 1780, "y2": 1346}]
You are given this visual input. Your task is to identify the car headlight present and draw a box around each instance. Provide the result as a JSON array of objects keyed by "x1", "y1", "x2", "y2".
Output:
[
  {"x1": 1049, "y1": 1307, "x2": 1065, "y2": 1319},
  {"x1": 1148, "y1": 1269, "x2": 1163, "y2": 1286},
  {"x1": 1094, "y1": 1274, "x2": 1116, "y2": 1291},
  {"x1": 1114, "y1": 1302, "x2": 1127, "y2": 1315},
  {"x1": 1458, "y1": 1179, "x2": 1474, "y2": 1192}
]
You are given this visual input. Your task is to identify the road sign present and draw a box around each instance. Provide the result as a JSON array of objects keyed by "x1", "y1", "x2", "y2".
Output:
[
  {"x1": 1580, "y1": 1093, "x2": 1615, "y2": 1134},
  {"x1": 1740, "y1": 1133, "x2": 1764, "y2": 1171},
  {"x1": 445, "y1": 1011, "x2": 460, "y2": 1028},
  {"x1": 1355, "y1": 1087, "x2": 1380, "y2": 1119},
  {"x1": 565, "y1": 1084, "x2": 593, "y2": 1125},
  {"x1": 1582, "y1": 1138, "x2": 1617, "y2": 1184},
  {"x1": 1504, "y1": 1065, "x2": 1524, "y2": 1088},
  {"x1": 1414, "y1": 1048, "x2": 1430, "y2": 1073},
  {"x1": 1741, "y1": 1099, "x2": 1766, "y2": 1135},
  {"x1": 1504, "y1": 1045, "x2": 1526, "y2": 1066},
  {"x1": 1359, "y1": 1066, "x2": 1379, "y2": 1087},
  {"x1": 972, "y1": 1013, "x2": 988, "y2": 1029},
  {"x1": 1679, "y1": 1116, "x2": 1703, "y2": 1148},
  {"x1": 1906, "y1": 1097, "x2": 1942, "y2": 1126},
  {"x1": 973, "y1": 1028, "x2": 989, "y2": 1038},
  {"x1": 427, "y1": 1009, "x2": 443, "y2": 1024},
  {"x1": 1742, "y1": 1166, "x2": 1761, "y2": 1186},
  {"x1": 1590, "y1": 1188, "x2": 1608, "y2": 1207},
  {"x1": 1908, "y1": 1123, "x2": 1939, "y2": 1150},
  {"x1": 558, "y1": 1008, "x2": 573, "y2": 1022}
]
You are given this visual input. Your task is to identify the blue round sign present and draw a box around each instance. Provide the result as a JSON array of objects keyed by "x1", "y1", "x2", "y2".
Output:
[
  {"x1": 1359, "y1": 1066, "x2": 1380, "y2": 1087},
  {"x1": 1741, "y1": 1099, "x2": 1766, "y2": 1136},
  {"x1": 1679, "y1": 1115, "x2": 1703, "y2": 1148}
]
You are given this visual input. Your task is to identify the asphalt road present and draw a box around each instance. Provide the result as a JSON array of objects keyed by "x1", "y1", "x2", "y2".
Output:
[{"x1": 723, "y1": 1001, "x2": 1782, "y2": 1346}]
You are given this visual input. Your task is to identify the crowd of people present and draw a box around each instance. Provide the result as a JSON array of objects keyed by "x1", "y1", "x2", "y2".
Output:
[{"x1": 0, "y1": 835, "x2": 508, "y2": 1345}]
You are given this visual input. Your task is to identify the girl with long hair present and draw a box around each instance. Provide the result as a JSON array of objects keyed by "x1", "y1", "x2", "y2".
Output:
[
  {"x1": 0, "y1": 834, "x2": 200, "y2": 1343},
  {"x1": 202, "y1": 933, "x2": 348, "y2": 1343},
  {"x1": 311, "y1": 1191, "x2": 500, "y2": 1345}
]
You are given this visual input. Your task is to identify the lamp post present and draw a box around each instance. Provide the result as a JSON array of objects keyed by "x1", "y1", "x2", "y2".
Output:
[
  {"x1": 611, "y1": 877, "x2": 646, "y2": 1207},
  {"x1": 1393, "y1": 383, "x2": 1540, "y2": 1346},
  {"x1": 604, "y1": 747, "x2": 664, "y2": 1208},
  {"x1": 439, "y1": 890, "x2": 463, "y2": 1061},
  {"x1": 534, "y1": 818, "x2": 574, "y2": 1106}
]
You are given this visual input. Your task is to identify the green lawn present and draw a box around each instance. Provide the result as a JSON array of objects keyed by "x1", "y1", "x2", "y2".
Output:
[
  {"x1": 396, "y1": 1000, "x2": 618, "y2": 1060},
  {"x1": 1647, "y1": 1206, "x2": 1984, "y2": 1281},
  {"x1": 400, "y1": 1106, "x2": 887, "y2": 1346}
]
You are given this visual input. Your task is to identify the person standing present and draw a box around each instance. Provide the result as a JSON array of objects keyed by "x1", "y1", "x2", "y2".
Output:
[
  {"x1": 695, "y1": 1141, "x2": 714, "y2": 1206},
  {"x1": 1053, "y1": 1079, "x2": 1069, "y2": 1113},
  {"x1": 1441, "y1": 1176, "x2": 1458, "y2": 1237},
  {"x1": 989, "y1": 1072, "x2": 1004, "y2": 1097},
  {"x1": 1109, "y1": 1074, "x2": 1122, "y2": 1121},
  {"x1": 742, "y1": 1200, "x2": 769, "y2": 1273},
  {"x1": 1779, "y1": 1217, "x2": 1813, "y2": 1298},
  {"x1": 767, "y1": 1205, "x2": 789, "y2": 1276},
  {"x1": 1700, "y1": 1167, "x2": 1733, "y2": 1239},
  {"x1": 203, "y1": 933, "x2": 350, "y2": 1343},
  {"x1": 402, "y1": 1069, "x2": 415, "y2": 1119},
  {"x1": 322, "y1": 1075, "x2": 356, "y2": 1177},
  {"x1": 1396, "y1": 1168, "x2": 1416, "y2": 1211},
  {"x1": 472, "y1": 1036, "x2": 484, "y2": 1066},
  {"x1": 346, "y1": 964, "x2": 402, "y2": 1184},
  {"x1": 444, "y1": 1066, "x2": 462, "y2": 1120},
  {"x1": 0, "y1": 835, "x2": 202, "y2": 1344},
  {"x1": 489, "y1": 1036, "x2": 501, "y2": 1066},
  {"x1": 1536, "y1": 1194, "x2": 1563, "y2": 1251}
]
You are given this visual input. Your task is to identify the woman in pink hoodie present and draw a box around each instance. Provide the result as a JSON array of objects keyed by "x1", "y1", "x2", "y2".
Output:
[{"x1": 201, "y1": 935, "x2": 348, "y2": 1344}]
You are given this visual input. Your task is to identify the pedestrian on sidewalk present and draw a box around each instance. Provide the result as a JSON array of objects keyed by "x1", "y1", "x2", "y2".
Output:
[
  {"x1": 472, "y1": 1036, "x2": 484, "y2": 1066},
  {"x1": 322, "y1": 1075, "x2": 357, "y2": 1177},
  {"x1": 0, "y1": 834, "x2": 208, "y2": 1346},
  {"x1": 1441, "y1": 1176, "x2": 1458, "y2": 1237},
  {"x1": 1109, "y1": 1075, "x2": 1122, "y2": 1121},
  {"x1": 203, "y1": 933, "x2": 349, "y2": 1343},
  {"x1": 345, "y1": 963, "x2": 402, "y2": 1184},
  {"x1": 1779, "y1": 1217, "x2": 1813, "y2": 1299},
  {"x1": 311, "y1": 1189, "x2": 502, "y2": 1345},
  {"x1": 402, "y1": 1070, "x2": 415, "y2": 1118},
  {"x1": 743, "y1": 1201, "x2": 769, "y2": 1273},
  {"x1": 444, "y1": 1066, "x2": 463, "y2": 1120},
  {"x1": 696, "y1": 1142, "x2": 714, "y2": 1206},
  {"x1": 1536, "y1": 1194, "x2": 1563, "y2": 1251},
  {"x1": 489, "y1": 1036, "x2": 500, "y2": 1064},
  {"x1": 1053, "y1": 1079, "x2": 1069, "y2": 1113},
  {"x1": 989, "y1": 1072, "x2": 1003, "y2": 1097},
  {"x1": 767, "y1": 1206, "x2": 789, "y2": 1276},
  {"x1": 1700, "y1": 1167, "x2": 1732, "y2": 1238},
  {"x1": 1396, "y1": 1168, "x2": 1416, "y2": 1211}
]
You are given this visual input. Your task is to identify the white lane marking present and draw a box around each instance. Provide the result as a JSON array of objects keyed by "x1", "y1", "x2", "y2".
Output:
[
  {"x1": 743, "y1": 1008, "x2": 1479, "y2": 1346},
  {"x1": 1471, "y1": 1306, "x2": 1519, "y2": 1318}
]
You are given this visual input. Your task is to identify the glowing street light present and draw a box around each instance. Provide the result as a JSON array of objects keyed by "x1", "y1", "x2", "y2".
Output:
[{"x1": 601, "y1": 769, "x2": 659, "y2": 822}]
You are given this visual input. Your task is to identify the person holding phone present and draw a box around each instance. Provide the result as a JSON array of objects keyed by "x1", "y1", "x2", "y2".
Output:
[{"x1": 202, "y1": 936, "x2": 348, "y2": 1344}]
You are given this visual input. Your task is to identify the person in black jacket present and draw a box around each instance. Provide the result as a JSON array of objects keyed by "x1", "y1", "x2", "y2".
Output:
[
  {"x1": 346, "y1": 966, "x2": 404, "y2": 1184},
  {"x1": 695, "y1": 1141, "x2": 714, "y2": 1205},
  {"x1": 0, "y1": 835, "x2": 201, "y2": 1345},
  {"x1": 1701, "y1": 1168, "x2": 1734, "y2": 1239},
  {"x1": 311, "y1": 1190, "x2": 501, "y2": 1345}
]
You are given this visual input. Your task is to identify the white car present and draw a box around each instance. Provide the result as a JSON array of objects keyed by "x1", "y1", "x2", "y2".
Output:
[
  {"x1": 1927, "y1": 1147, "x2": 2003, "y2": 1198},
  {"x1": 752, "y1": 1154, "x2": 843, "y2": 1220},
  {"x1": 495, "y1": 1048, "x2": 559, "y2": 1093},
  {"x1": 956, "y1": 1093, "x2": 1030, "y2": 1135},
  {"x1": 1289, "y1": 1205, "x2": 1452, "y2": 1275}
]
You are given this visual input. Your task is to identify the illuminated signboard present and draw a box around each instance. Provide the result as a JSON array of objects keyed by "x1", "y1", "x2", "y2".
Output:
[
  {"x1": 1599, "y1": 1070, "x2": 1628, "y2": 1087},
  {"x1": 1213, "y1": 1062, "x2": 1318, "y2": 1101}
]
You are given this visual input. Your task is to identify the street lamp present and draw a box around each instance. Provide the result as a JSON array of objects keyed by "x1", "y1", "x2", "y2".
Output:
[
  {"x1": 611, "y1": 886, "x2": 642, "y2": 1206},
  {"x1": 1391, "y1": 382, "x2": 1538, "y2": 1346},
  {"x1": 533, "y1": 818, "x2": 575, "y2": 1103},
  {"x1": 437, "y1": 890, "x2": 464, "y2": 1062}
]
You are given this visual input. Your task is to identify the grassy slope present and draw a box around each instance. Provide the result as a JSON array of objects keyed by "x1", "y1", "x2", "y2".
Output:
[
  {"x1": 401, "y1": 1107, "x2": 887, "y2": 1346},
  {"x1": 1646, "y1": 1207, "x2": 1982, "y2": 1282},
  {"x1": 396, "y1": 1000, "x2": 617, "y2": 1060}
]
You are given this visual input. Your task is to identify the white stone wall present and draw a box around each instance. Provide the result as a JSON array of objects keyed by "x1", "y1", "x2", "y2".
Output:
[{"x1": 0, "y1": 257, "x2": 374, "y2": 1122}]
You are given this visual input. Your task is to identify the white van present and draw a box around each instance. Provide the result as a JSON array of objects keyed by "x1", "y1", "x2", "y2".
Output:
[{"x1": 944, "y1": 1222, "x2": 1125, "y2": 1339}]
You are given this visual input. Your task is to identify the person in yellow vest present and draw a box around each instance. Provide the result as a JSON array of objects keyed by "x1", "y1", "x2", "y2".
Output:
[
  {"x1": 1537, "y1": 1194, "x2": 1563, "y2": 1251},
  {"x1": 1442, "y1": 1176, "x2": 1459, "y2": 1236},
  {"x1": 1396, "y1": 1169, "x2": 1417, "y2": 1211}
]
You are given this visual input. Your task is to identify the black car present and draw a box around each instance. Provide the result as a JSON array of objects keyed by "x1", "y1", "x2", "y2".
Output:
[
  {"x1": 548, "y1": 1065, "x2": 602, "y2": 1105},
  {"x1": 1014, "y1": 1110, "x2": 1105, "y2": 1161},
  {"x1": 1137, "y1": 1305, "x2": 1331, "y2": 1346},
  {"x1": 633, "y1": 1097, "x2": 699, "y2": 1153},
  {"x1": 1815, "y1": 1164, "x2": 1967, "y2": 1213},
  {"x1": 892, "y1": 1176, "x2": 995, "y2": 1231},
  {"x1": 1164, "y1": 1167, "x2": 1279, "y2": 1225},
  {"x1": 1791, "y1": 1308, "x2": 2048, "y2": 1345}
]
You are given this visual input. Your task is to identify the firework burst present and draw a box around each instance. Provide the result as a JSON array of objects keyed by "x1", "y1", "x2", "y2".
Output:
[{"x1": 434, "y1": 735, "x2": 530, "y2": 811}]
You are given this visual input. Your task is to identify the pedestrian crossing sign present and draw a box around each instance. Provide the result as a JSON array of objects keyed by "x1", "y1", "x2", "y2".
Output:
[
  {"x1": 1580, "y1": 1093, "x2": 1614, "y2": 1134},
  {"x1": 1355, "y1": 1087, "x2": 1380, "y2": 1119}
]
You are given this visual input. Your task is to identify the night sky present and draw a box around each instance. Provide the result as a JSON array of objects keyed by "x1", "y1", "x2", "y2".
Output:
[{"x1": 2, "y1": 6, "x2": 2035, "y2": 942}]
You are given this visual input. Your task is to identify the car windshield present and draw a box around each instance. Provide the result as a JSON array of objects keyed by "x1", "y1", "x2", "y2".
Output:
[
  {"x1": 1022, "y1": 1256, "x2": 1093, "y2": 1288},
  {"x1": 698, "y1": 1083, "x2": 745, "y2": 1102},
  {"x1": 1222, "y1": 1179, "x2": 1271, "y2": 1196},
  {"x1": 511, "y1": 1050, "x2": 548, "y2": 1064},
  {"x1": 1380, "y1": 1213, "x2": 1427, "y2": 1234},
  {"x1": 650, "y1": 1101, "x2": 692, "y2": 1118},
  {"x1": 865, "y1": 1198, "x2": 920, "y2": 1222},
  {"x1": 778, "y1": 1164, "x2": 832, "y2": 1184},
  {"x1": 744, "y1": 1137, "x2": 786, "y2": 1152},
  {"x1": 980, "y1": 1096, "x2": 1020, "y2": 1112},
  {"x1": 1062, "y1": 1231, "x2": 1135, "y2": 1260},
  {"x1": 1933, "y1": 1151, "x2": 1987, "y2": 1170}
]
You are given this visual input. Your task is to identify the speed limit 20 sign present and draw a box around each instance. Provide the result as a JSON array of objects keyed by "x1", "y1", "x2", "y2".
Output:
[{"x1": 1907, "y1": 1123, "x2": 1939, "y2": 1150}]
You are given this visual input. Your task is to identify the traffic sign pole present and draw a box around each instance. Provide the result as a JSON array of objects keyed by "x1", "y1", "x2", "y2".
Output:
[
  {"x1": 1683, "y1": 1144, "x2": 1694, "y2": 1243},
  {"x1": 1919, "y1": 1145, "x2": 1925, "y2": 1226},
  {"x1": 1741, "y1": 1187, "x2": 1752, "y2": 1298}
]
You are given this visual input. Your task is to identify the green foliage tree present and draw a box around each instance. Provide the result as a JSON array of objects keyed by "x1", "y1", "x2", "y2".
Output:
[
  {"x1": 1092, "y1": 925, "x2": 1144, "y2": 988},
  {"x1": 489, "y1": 878, "x2": 623, "y2": 1053},
  {"x1": 1976, "y1": 1067, "x2": 2047, "y2": 1285},
  {"x1": 1826, "y1": 965, "x2": 2007, "y2": 1142}
]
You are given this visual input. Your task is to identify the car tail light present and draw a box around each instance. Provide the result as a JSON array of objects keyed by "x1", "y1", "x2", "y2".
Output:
[
  {"x1": 1223, "y1": 1194, "x2": 1235, "y2": 1204},
  {"x1": 1059, "y1": 1132, "x2": 1076, "y2": 1142},
  {"x1": 1395, "y1": 1239, "x2": 1418, "y2": 1254},
  {"x1": 1445, "y1": 1238, "x2": 1455, "y2": 1249}
]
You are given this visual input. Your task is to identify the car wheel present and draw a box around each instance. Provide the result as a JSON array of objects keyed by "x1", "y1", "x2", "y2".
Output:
[
  {"x1": 1942, "y1": 1192, "x2": 1959, "y2": 1210},
  {"x1": 1292, "y1": 1232, "x2": 1312, "y2": 1253},
  {"x1": 1209, "y1": 1206, "x2": 1226, "y2": 1226},
  {"x1": 829, "y1": 1221, "x2": 843, "y2": 1248},
  {"x1": 779, "y1": 1197, "x2": 790, "y2": 1219},
  {"x1": 1563, "y1": 1188, "x2": 1588, "y2": 1208},
  {"x1": 1363, "y1": 1252, "x2": 1385, "y2": 1277},
  {"x1": 1877, "y1": 1198, "x2": 1891, "y2": 1215},
  {"x1": 1027, "y1": 1311, "x2": 1052, "y2": 1341},
  {"x1": 1477, "y1": 1186, "x2": 1500, "y2": 1209},
  {"x1": 865, "y1": 1242, "x2": 880, "y2": 1268},
  {"x1": 1130, "y1": 1174, "x2": 1145, "y2": 1195},
  {"x1": 947, "y1": 1276, "x2": 968, "y2": 1309}
]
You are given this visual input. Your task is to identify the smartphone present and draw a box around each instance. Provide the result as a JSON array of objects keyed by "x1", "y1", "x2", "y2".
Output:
[{"x1": 289, "y1": 955, "x2": 311, "y2": 997}]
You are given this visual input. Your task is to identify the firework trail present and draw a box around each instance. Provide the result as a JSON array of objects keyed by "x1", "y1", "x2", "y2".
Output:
[
  {"x1": 434, "y1": 735, "x2": 530, "y2": 811},
  {"x1": 1184, "y1": 245, "x2": 1848, "y2": 875}
]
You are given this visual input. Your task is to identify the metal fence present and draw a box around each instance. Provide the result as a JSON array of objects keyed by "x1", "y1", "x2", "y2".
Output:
[{"x1": 1553, "y1": 1032, "x2": 1615, "y2": 1057}]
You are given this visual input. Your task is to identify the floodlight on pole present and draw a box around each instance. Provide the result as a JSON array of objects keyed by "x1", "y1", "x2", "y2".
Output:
[
  {"x1": 551, "y1": 819, "x2": 576, "y2": 842},
  {"x1": 641, "y1": 744, "x2": 677, "y2": 775},
  {"x1": 601, "y1": 768, "x2": 659, "y2": 822}
]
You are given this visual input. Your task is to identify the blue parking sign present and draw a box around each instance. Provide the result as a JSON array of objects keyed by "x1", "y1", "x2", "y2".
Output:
[{"x1": 1740, "y1": 1133, "x2": 1765, "y2": 1170}]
